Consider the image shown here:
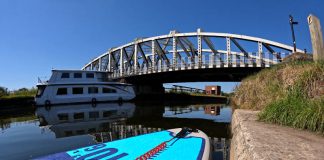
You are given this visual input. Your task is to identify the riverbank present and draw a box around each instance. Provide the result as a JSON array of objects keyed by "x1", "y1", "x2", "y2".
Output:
[
  {"x1": 0, "y1": 86, "x2": 36, "y2": 109},
  {"x1": 0, "y1": 97, "x2": 35, "y2": 119},
  {"x1": 0, "y1": 96, "x2": 34, "y2": 119},
  {"x1": 231, "y1": 109, "x2": 324, "y2": 160},
  {"x1": 0, "y1": 96, "x2": 34, "y2": 111},
  {"x1": 232, "y1": 61, "x2": 324, "y2": 134}
]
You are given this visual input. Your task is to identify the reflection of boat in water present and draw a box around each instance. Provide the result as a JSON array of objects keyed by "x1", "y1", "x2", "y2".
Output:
[
  {"x1": 35, "y1": 103, "x2": 135, "y2": 138},
  {"x1": 35, "y1": 70, "x2": 135, "y2": 106}
]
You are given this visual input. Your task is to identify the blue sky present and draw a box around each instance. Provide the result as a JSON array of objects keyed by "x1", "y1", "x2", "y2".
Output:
[{"x1": 0, "y1": 0, "x2": 323, "y2": 92}]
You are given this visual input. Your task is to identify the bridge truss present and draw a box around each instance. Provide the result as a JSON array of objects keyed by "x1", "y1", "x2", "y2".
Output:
[{"x1": 82, "y1": 29, "x2": 302, "y2": 79}]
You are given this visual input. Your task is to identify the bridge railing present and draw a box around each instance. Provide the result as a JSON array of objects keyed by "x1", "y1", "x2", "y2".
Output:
[
  {"x1": 108, "y1": 52, "x2": 291, "y2": 79},
  {"x1": 165, "y1": 85, "x2": 206, "y2": 94},
  {"x1": 82, "y1": 30, "x2": 304, "y2": 76}
]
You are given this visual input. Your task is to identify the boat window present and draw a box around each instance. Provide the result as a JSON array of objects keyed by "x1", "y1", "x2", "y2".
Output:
[
  {"x1": 103, "y1": 110, "x2": 117, "y2": 117},
  {"x1": 58, "y1": 113, "x2": 69, "y2": 121},
  {"x1": 74, "y1": 73, "x2": 82, "y2": 78},
  {"x1": 86, "y1": 73, "x2": 94, "y2": 78},
  {"x1": 36, "y1": 85, "x2": 46, "y2": 98},
  {"x1": 57, "y1": 88, "x2": 68, "y2": 95},
  {"x1": 88, "y1": 87, "x2": 98, "y2": 94},
  {"x1": 64, "y1": 131, "x2": 73, "y2": 137},
  {"x1": 61, "y1": 73, "x2": 70, "y2": 78},
  {"x1": 74, "y1": 112, "x2": 84, "y2": 120},
  {"x1": 89, "y1": 111, "x2": 99, "y2": 119},
  {"x1": 72, "y1": 87, "x2": 83, "y2": 94},
  {"x1": 102, "y1": 87, "x2": 117, "y2": 93}
]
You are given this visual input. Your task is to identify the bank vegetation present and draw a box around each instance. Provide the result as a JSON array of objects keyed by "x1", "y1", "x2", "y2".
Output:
[
  {"x1": 0, "y1": 87, "x2": 36, "y2": 108},
  {"x1": 232, "y1": 60, "x2": 324, "y2": 134},
  {"x1": 0, "y1": 87, "x2": 36, "y2": 99}
]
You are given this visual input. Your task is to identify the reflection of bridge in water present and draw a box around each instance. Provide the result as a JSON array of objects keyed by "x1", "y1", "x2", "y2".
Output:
[{"x1": 82, "y1": 29, "x2": 302, "y2": 85}]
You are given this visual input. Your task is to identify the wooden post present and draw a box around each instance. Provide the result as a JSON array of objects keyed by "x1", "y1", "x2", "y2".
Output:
[{"x1": 308, "y1": 14, "x2": 324, "y2": 62}]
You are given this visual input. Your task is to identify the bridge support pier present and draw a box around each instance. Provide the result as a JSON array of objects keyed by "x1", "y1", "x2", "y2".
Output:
[
  {"x1": 118, "y1": 78, "x2": 165, "y2": 95},
  {"x1": 133, "y1": 83, "x2": 164, "y2": 95},
  {"x1": 118, "y1": 79, "x2": 164, "y2": 96}
]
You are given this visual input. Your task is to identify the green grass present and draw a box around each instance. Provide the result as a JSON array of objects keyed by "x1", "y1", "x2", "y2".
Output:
[
  {"x1": 259, "y1": 92, "x2": 324, "y2": 133},
  {"x1": 259, "y1": 62, "x2": 324, "y2": 134},
  {"x1": 232, "y1": 60, "x2": 324, "y2": 134},
  {"x1": 0, "y1": 88, "x2": 36, "y2": 100}
]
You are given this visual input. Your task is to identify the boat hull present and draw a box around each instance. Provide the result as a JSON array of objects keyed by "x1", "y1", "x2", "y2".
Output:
[{"x1": 35, "y1": 84, "x2": 135, "y2": 106}]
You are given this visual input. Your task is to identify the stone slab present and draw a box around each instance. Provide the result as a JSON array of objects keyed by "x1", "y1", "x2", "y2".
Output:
[{"x1": 230, "y1": 109, "x2": 324, "y2": 160}]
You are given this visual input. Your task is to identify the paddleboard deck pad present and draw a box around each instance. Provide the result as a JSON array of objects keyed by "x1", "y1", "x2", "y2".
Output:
[{"x1": 36, "y1": 128, "x2": 211, "y2": 160}]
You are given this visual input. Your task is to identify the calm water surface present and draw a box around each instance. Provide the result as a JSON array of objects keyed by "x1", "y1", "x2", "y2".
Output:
[{"x1": 0, "y1": 103, "x2": 232, "y2": 160}]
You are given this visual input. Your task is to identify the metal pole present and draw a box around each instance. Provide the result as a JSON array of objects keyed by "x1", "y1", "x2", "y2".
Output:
[{"x1": 289, "y1": 15, "x2": 298, "y2": 52}]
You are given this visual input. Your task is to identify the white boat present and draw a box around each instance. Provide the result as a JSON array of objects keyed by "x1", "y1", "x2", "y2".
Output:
[{"x1": 35, "y1": 70, "x2": 135, "y2": 106}]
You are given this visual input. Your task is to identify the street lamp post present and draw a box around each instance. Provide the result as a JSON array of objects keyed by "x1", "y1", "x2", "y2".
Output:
[{"x1": 289, "y1": 15, "x2": 298, "y2": 53}]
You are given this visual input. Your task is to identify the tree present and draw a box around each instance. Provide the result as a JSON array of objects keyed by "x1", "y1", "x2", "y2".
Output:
[
  {"x1": 18, "y1": 88, "x2": 28, "y2": 92},
  {"x1": 0, "y1": 86, "x2": 8, "y2": 97}
]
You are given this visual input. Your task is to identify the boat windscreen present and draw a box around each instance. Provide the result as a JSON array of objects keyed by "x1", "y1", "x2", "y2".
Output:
[{"x1": 36, "y1": 85, "x2": 46, "y2": 98}]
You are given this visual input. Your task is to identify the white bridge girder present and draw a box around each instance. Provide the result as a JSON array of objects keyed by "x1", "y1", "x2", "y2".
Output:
[{"x1": 82, "y1": 29, "x2": 303, "y2": 79}]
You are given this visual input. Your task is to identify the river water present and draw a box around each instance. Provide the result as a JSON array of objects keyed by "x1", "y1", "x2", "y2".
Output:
[{"x1": 0, "y1": 102, "x2": 232, "y2": 160}]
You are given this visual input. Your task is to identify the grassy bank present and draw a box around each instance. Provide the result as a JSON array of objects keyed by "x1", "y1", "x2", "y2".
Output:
[
  {"x1": 0, "y1": 96, "x2": 35, "y2": 108},
  {"x1": 232, "y1": 61, "x2": 324, "y2": 134},
  {"x1": 0, "y1": 87, "x2": 36, "y2": 108},
  {"x1": 0, "y1": 87, "x2": 36, "y2": 98}
]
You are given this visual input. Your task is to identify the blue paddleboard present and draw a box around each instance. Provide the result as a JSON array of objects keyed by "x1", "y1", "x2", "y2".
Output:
[{"x1": 36, "y1": 128, "x2": 211, "y2": 160}]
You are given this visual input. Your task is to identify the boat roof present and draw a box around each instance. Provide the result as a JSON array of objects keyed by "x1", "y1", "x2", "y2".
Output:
[
  {"x1": 37, "y1": 82, "x2": 133, "y2": 86},
  {"x1": 52, "y1": 69, "x2": 111, "y2": 73}
]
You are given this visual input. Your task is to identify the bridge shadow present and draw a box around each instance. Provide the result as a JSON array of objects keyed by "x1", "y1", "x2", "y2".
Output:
[{"x1": 122, "y1": 67, "x2": 262, "y2": 84}]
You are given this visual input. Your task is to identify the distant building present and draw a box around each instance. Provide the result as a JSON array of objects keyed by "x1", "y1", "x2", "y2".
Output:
[{"x1": 205, "y1": 85, "x2": 221, "y2": 95}]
